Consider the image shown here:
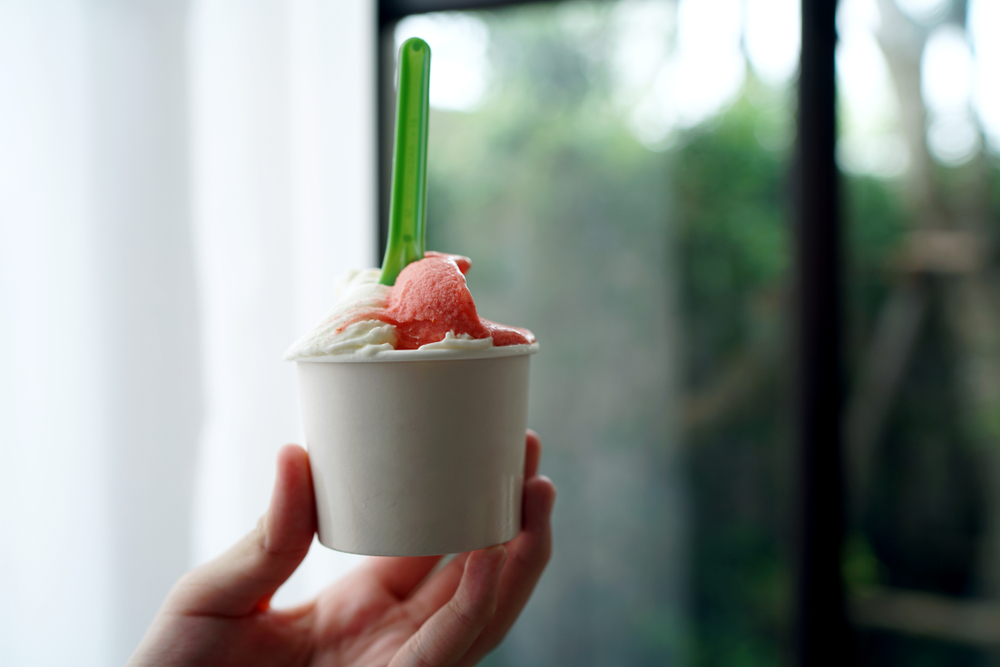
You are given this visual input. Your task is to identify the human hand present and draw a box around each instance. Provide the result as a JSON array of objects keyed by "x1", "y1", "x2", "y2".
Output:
[{"x1": 128, "y1": 431, "x2": 555, "y2": 667}]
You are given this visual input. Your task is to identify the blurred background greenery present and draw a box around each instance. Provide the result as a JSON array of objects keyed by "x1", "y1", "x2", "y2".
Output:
[{"x1": 390, "y1": 1, "x2": 1000, "y2": 664}]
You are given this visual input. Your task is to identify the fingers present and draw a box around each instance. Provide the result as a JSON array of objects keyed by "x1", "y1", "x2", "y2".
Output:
[
  {"x1": 361, "y1": 555, "x2": 444, "y2": 600},
  {"x1": 400, "y1": 431, "x2": 555, "y2": 666},
  {"x1": 404, "y1": 552, "x2": 471, "y2": 618},
  {"x1": 524, "y1": 430, "x2": 541, "y2": 479},
  {"x1": 457, "y1": 475, "x2": 556, "y2": 667},
  {"x1": 167, "y1": 444, "x2": 317, "y2": 617},
  {"x1": 389, "y1": 546, "x2": 507, "y2": 667}
]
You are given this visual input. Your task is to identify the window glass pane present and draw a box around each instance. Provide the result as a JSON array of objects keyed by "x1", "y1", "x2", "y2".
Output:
[
  {"x1": 394, "y1": 1, "x2": 798, "y2": 664},
  {"x1": 839, "y1": 0, "x2": 1000, "y2": 663}
]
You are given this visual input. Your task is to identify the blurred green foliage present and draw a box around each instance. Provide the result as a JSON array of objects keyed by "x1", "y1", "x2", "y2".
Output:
[{"x1": 413, "y1": 2, "x2": 998, "y2": 666}]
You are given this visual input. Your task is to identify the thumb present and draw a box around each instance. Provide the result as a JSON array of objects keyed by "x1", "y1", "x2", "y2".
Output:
[{"x1": 167, "y1": 444, "x2": 317, "y2": 617}]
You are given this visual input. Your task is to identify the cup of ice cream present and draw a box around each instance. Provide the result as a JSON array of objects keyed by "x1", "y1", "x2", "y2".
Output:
[
  {"x1": 285, "y1": 252, "x2": 538, "y2": 556},
  {"x1": 286, "y1": 38, "x2": 537, "y2": 555}
]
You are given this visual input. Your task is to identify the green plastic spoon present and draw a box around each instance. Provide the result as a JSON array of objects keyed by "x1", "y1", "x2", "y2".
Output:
[{"x1": 380, "y1": 37, "x2": 431, "y2": 286}]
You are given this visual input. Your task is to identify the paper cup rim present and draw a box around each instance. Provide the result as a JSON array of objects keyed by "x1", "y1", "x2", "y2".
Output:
[{"x1": 290, "y1": 341, "x2": 539, "y2": 364}]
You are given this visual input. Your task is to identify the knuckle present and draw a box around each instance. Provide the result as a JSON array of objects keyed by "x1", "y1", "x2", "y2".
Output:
[
  {"x1": 407, "y1": 634, "x2": 439, "y2": 667},
  {"x1": 448, "y1": 596, "x2": 484, "y2": 632},
  {"x1": 168, "y1": 571, "x2": 196, "y2": 601},
  {"x1": 252, "y1": 515, "x2": 268, "y2": 550}
]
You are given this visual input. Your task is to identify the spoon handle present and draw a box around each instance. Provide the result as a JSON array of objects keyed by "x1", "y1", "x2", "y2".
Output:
[{"x1": 380, "y1": 37, "x2": 431, "y2": 286}]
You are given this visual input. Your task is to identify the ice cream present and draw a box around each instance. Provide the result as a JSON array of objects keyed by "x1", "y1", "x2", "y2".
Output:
[
  {"x1": 285, "y1": 251, "x2": 536, "y2": 359},
  {"x1": 290, "y1": 250, "x2": 537, "y2": 555}
]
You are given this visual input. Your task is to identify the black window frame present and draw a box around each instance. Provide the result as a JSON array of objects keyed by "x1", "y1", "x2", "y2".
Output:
[{"x1": 375, "y1": 1, "x2": 848, "y2": 663}]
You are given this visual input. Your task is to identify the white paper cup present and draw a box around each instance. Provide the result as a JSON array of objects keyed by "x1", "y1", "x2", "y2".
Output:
[{"x1": 295, "y1": 344, "x2": 537, "y2": 556}]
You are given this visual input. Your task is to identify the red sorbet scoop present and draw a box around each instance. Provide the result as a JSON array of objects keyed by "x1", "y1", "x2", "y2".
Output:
[{"x1": 347, "y1": 252, "x2": 535, "y2": 350}]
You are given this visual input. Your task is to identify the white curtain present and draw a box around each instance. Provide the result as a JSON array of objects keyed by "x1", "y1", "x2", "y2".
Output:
[{"x1": 0, "y1": 1, "x2": 373, "y2": 664}]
